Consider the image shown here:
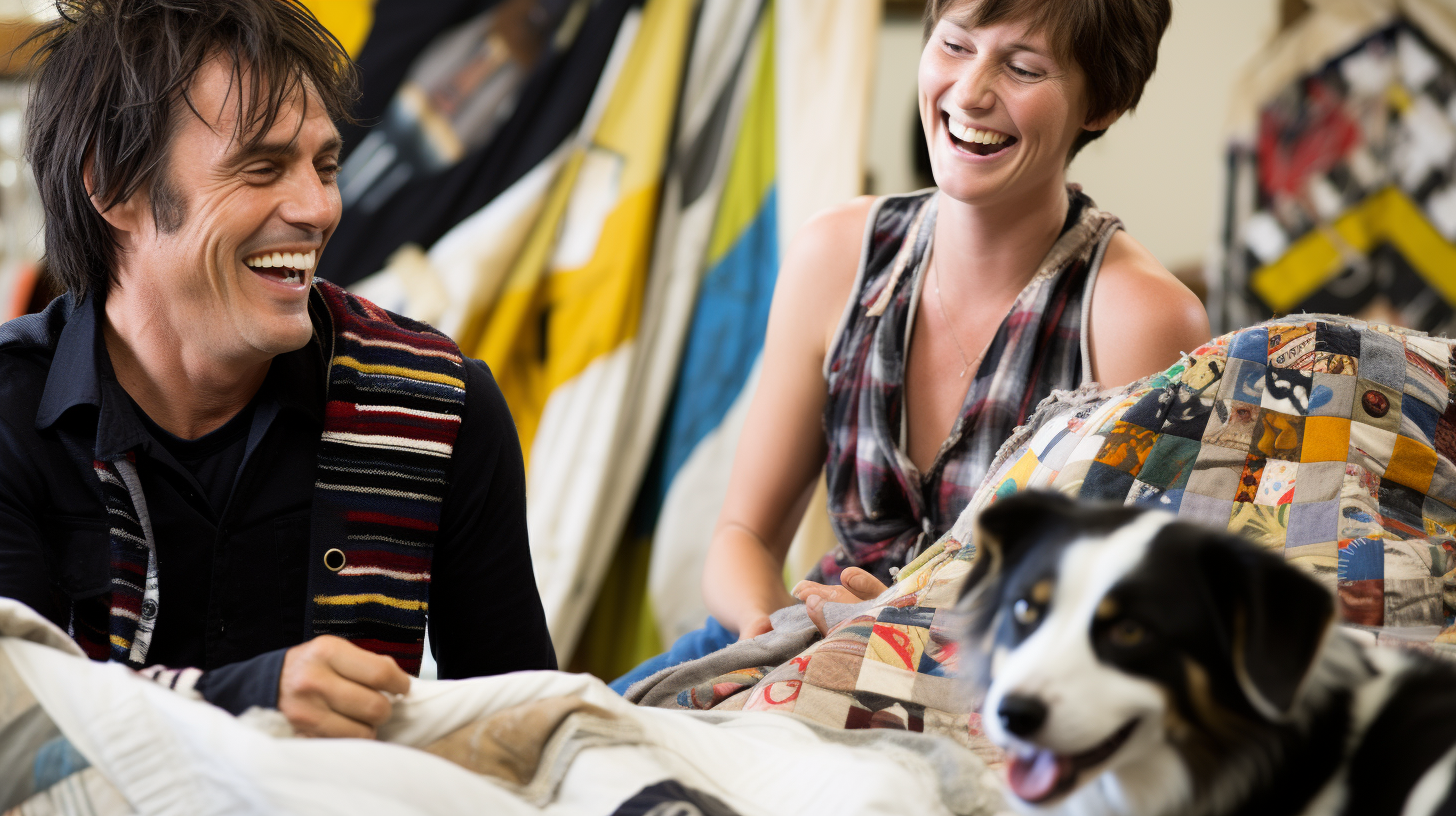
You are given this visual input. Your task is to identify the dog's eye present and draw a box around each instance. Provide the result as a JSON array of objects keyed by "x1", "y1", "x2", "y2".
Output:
[
  {"x1": 1109, "y1": 619, "x2": 1145, "y2": 647},
  {"x1": 1013, "y1": 598, "x2": 1040, "y2": 626}
]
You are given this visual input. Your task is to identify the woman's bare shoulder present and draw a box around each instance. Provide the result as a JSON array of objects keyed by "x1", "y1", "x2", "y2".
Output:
[
  {"x1": 1088, "y1": 230, "x2": 1211, "y2": 387},
  {"x1": 775, "y1": 195, "x2": 879, "y2": 351}
]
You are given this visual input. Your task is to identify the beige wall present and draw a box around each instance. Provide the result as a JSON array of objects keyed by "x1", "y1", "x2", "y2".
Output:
[{"x1": 865, "y1": 0, "x2": 1280, "y2": 273}]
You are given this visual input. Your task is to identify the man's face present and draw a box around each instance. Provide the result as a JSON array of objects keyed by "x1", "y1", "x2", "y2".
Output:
[{"x1": 116, "y1": 58, "x2": 343, "y2": 361}]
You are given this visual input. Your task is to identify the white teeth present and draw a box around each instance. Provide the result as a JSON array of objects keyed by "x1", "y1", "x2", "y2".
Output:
[
  {"x1": 243, "y1": 249, "x2": 317, "y2": 274},
  {"x1": 947, "y1": 118, "x2": 1010, "y2": 146}
]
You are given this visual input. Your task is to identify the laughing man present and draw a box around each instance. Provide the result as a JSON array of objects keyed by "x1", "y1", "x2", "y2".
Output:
[{"x1": 0, "y1": 0, "x2": 555, "y2": 737}]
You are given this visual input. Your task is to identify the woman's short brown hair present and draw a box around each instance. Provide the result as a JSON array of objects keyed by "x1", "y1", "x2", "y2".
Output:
[{"x1": 922, "y1": 0, "x2": 1171, "y2": 158}]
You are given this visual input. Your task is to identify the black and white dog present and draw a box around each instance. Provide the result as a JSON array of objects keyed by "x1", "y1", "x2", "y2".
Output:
[{"x1": 957, "y1": 491, "x2": 1456, "y2": 816}]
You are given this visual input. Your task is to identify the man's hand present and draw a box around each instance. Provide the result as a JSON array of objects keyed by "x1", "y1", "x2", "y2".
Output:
[
  {"x1": 278, "y1": 635, "x2": 411, "y2": 739},
  {"x1": 792, "y1": 567, "x2": 889, "y2": 636}
]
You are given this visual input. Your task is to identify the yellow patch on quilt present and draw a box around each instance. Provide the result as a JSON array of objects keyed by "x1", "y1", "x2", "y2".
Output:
[
  {"x1": 1386, "y1": 436, "x2": 1437, "y2": 494},
  {"x1": 1301, "y1": 416, "x2": 1351, "y2": 463}
]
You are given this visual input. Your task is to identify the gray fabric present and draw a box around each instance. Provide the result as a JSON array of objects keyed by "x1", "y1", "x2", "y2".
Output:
[{"x1": 624, "y1": 599, "x2": 879, "y2": 707}]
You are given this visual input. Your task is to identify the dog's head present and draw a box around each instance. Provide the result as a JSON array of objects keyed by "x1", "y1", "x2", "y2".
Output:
[{"x1": 957, "y1": 492, "x2": 1336, "y2": 815}]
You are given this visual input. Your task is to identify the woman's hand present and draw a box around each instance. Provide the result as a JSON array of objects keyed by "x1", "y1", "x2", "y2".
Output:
[{"x1": 791, "y1": 567, "x2": 889, "y2": 636}]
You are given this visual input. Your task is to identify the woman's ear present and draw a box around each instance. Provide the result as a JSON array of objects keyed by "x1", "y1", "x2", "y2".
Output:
[{"x1": 1085, "y1": 108, "x2": 1124, "y2": 133}]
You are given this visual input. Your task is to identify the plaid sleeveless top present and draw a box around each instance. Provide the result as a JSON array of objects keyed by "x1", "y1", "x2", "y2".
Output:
[{"x1": 812, "y1": 187, "x2": 1121, "y2": 584}]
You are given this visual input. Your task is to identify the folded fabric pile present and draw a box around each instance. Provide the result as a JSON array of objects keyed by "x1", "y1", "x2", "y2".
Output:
[{"x1": 0, "y1": 598, "x2": 1003, "y2": 816}]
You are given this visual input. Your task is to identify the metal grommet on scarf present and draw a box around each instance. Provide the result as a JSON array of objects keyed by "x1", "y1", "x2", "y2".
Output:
[{"x1": 324, "y1": 548, "x2": 347, "y2": 572}]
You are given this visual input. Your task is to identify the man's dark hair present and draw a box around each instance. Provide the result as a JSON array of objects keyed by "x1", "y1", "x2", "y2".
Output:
[
  {"x1": 24, "y1": 0, "x2": 358, "y2": 299},
  {"x1": 923, "y1": 0, "x2": 1172, "y2": 160}
]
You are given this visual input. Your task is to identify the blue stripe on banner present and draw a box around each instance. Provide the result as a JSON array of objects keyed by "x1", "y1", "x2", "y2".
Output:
[{"x1": 650, "y1": 187, "x2": 779, "y2": 512}]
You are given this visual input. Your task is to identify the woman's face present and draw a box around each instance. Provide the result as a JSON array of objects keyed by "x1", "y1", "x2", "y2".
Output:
[{"x1": 918, "y1": 10, "x2": 1102, "y2": 206}]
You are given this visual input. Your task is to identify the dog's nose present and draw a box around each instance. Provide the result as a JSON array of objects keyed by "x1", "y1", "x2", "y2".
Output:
[{"x1": 998, "y1": 694, "x2": 1048, "y2": 737}]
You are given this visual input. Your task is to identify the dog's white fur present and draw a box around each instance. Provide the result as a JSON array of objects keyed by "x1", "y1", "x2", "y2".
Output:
[
  {"x1": 977, "y1": 506, "x2": 1454, "y2": 816},
  {"x1": 984, "y1": 512, "x2": 1195, "y2": 816}
]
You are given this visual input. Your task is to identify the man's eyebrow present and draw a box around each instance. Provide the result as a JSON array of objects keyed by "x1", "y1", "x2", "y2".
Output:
[{"x1": 227, "y1": 134, "x2": 343, "y2": 167}]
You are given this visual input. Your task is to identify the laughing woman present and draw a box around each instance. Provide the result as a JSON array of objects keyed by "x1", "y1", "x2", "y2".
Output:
[{"x1": 613, "y1": 0, "x2": 1207, "y2": 692}]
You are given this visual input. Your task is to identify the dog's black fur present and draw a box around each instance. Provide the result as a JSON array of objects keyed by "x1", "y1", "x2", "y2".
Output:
[{"x1": 957, "y1": 491, "x2": 1456, "y2": 816}]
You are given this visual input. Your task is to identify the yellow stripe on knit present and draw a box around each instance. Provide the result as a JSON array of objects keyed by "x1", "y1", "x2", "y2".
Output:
[
  {"x1": 332, "y1": 356, "x2": 466, "y2": 390},
  {"x1": 314, "y1": 594, "x2": 428, "y2": 611},
  {"x1": 110, "y1": 634, "x2": 131, "y2": 650}
]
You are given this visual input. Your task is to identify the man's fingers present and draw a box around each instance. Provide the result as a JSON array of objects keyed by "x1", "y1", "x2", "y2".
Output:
[
  {"x1": 840, "y1": 567, "x2": 888, "y2": 600},
  {"x1": 298, "y1": 710, "x2": 378, "y2": 740},
  {"x1": 326, "y1": 639, "x2": 412, "y2": 696},
  {"x1": 320, "y1": 675, "x2": 396, "y2": 727},
  {"x1": 804, "y1": 594, "x2": 830, "y2": 637}
]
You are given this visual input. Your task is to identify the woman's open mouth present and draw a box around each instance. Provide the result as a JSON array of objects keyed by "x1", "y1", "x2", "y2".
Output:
[{"x1": 945, "y1": 114, "x2": 1017, "y2": 157}]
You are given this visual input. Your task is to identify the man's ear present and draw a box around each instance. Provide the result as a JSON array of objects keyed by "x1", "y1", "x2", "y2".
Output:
[
  {"x1": 1085, "y1": 107, "x2": 1124, "y2": 133},
  {"x1": 83, "y1": 156, "x2": 144, "y2": 235}
]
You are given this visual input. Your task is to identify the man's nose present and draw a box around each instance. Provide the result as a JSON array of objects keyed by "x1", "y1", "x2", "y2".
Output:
[{"x1": 281, "y1": 167, "x2": 340, "y2": 232}]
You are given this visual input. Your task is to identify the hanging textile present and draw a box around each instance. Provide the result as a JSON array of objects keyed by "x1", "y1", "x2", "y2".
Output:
[
  {"x1": 336, "y1": 0, "x2": 574, "y2": 216},
  {"x1": 321, "y1": 0, "x2": 636, "y2": 288},
  {"x1": 571, "y1": 0, "x2": 774, "y2": 679},
  {"x1": 640, "y1": 0, "x2": 880, "y2": 645},
  {"x1": 300, "y1": 0, "x2": 375, "y2": 57},
  {"x1": 1211, "y1": 0, "x2": 1456, "y2": 335},
  {"x1": 470, "y1": 0, "x2": 697, "y2": 662}
]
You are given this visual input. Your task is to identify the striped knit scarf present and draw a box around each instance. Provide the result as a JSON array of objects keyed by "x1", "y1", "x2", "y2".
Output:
[{"x1": 75, "y1": 281, "x2": 465, "y2": 675}]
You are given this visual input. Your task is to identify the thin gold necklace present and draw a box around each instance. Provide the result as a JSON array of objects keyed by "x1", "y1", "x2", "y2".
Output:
[{"x1": 933, "y1": 256, "x2": 985, "y2": 378}]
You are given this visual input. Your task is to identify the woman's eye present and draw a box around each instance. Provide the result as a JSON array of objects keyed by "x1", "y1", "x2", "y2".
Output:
[
  {"x1": 1109, "y1": 619, "x2": 1146, "y2": 647},
  {"x1": 1012, "y1": 597, "x2": 1040, "y2": 625},
  {"x1": 943, "y1": 39, "x2": 969, "y2": 55},
  {"x1": 1008, "y1": 65, "x2": 1040, "y2": 79}
]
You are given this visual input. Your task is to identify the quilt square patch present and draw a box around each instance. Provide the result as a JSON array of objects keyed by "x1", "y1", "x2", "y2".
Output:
[
  {"x1": 1082, "y1": 461, "x2": 1137, "y2": 501},
  {"x1": 1186, "y1": 444, "x2": 1251, "y2": 498},
  {"x1": 1301, "y1": 416, "x2": 1351, "y2": 463},
  {"x1": 1386, "y1": 436, "x2": 1438, "y2": 494},
  {"x1": 1401, "y1": 397, "x2": 1441, "y2": 447},
  {"x1": 1262, "y1": 368, "x2": 1314, "y2": 414},
  {"x1": 1268, "y1": 322, "x2": 1317, "y2": 369},
  {"x1": 1379, "y1": 480, "x2": 1427, "y2": 539},
  {"x1": 1203, "y1": 400, "x2": 1261, "y2": 452},
  {"x1": 1161, "y1": 385, "x2": 1214, "y2": 441},
  {"x1": 1312, "y1": 352, "x2": 1358, "y2": 375},
  {"x1": 1350, "y1": 423, "x2": 1399, "y2": 478},
  {"x1": 1293, "y1": 460, "x2": 1346, "y2": 503},
  {"x1": 1255, "y1": 459, "x2": 1298, "y2": 506},
  {"x1": 1308, "y1": 372, "x2": 1357, "y2": 417},
  {"x1": 1359, "y1": 331, "x2": 1407, "y2": 390},
  {"x1": 1235, "y1": 456, "x2": 1266, "y2": 503},
  {"x1": 1094, "y1": 421, "x2": 1159, "y2": 476},
  {"x1": 1177, "y1": 491, "x2": 1235, "y2": 529},
  {"x1": 1423, "y1": 495, "x2": 1456, "y2": 539},
  {"x1": 1228, "y1": 502, "x2": 1289, "y2": 548},
  {"x1": 1223, "y1": 358, "x2": 1267, "y2": 404},
  {"x1": 1229, "y1": 327, "x2": 1269, "y2": 363},
  {"x1": 1138, "y1": 434, "x2": 1201, "y2": 489},
  {"x1": 1355, "y1": 380, "x2": 1402, "y2": 433},
  {"x1": 1287, "y1": 499, "x2": 1339, "y2": 547},
  {"x1": 1255, "y1": 409, "x2": 1304, "y2": 460},
  {"x1": 1315, "y1": 320, "x2": 1361, "y2": 358}
]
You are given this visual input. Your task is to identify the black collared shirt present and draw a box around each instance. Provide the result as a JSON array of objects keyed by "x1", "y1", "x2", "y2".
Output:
[{"x1": 0, "y1": 293, "x2": 555, "y2": 713}]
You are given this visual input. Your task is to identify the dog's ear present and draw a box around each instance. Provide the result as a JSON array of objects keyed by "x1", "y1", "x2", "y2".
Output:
[
  {"x1": 958, "y1": 491, "x2": 1076, "y2": 603},
  {"x1": 1198, "y1": 535, "x2": 1335, "y2": 721}
]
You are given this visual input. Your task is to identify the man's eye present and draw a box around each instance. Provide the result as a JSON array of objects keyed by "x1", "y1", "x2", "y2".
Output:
[
  {"x1": 317, "y1": 164, "x2": 340, "y2": 183},
  {"x1": 243, "y1": 165, "x2": 278, "y2": 180}
]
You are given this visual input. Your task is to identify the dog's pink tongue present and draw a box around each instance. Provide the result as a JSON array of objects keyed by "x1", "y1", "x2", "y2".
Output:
[{"x1": 1007, "y1": 749, "x2": 1066, "y2": 803}]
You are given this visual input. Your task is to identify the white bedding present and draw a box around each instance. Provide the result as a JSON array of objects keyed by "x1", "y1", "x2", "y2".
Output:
[{"x1": 0, "y1": 599, "x2": 1004, "y2": 816}]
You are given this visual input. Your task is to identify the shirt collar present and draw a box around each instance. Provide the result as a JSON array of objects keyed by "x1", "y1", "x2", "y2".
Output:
[{"x1": 36, "y1": 290, "x2": 327, "y2": 456}]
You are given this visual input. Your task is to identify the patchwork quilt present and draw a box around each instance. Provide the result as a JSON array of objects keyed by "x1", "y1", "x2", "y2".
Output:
[
  {"x1": 640, "y1": 314, "x2": 1456, "y2": 750},
  {"x1": 978, "y1": 314, "x2": 1456, "y2": 648}
]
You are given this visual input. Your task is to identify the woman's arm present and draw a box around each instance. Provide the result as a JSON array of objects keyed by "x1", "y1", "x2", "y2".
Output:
[
  {"x1": 1087, "y1": 231, "x2": 1211, "y2": 388},
  {"x1": 700, "y1": 197, "x2": 874, "y2": 638}
]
